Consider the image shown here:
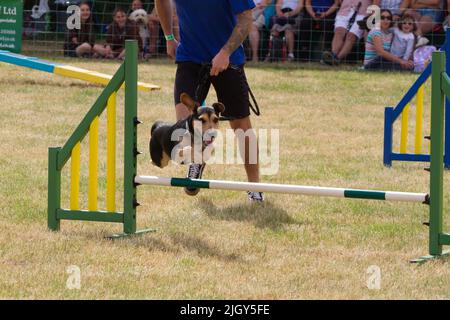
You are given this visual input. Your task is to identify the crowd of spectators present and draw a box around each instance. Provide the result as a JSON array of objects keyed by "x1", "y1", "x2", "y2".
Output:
[
  {"x1": 62, "y1": 0, "x2": 450, "y2": 71},
  {"x1": 64, "y1": 0, "x2": 178, "y2": 59}
]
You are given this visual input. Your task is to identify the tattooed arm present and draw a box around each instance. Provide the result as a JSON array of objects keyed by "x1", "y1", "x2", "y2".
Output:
[
  {"x1": 223, "y1": 10, "x2": 253, "y2": 56},
  {"x1": 210, "y1": 9, "x2": 253, "y2": 76}
]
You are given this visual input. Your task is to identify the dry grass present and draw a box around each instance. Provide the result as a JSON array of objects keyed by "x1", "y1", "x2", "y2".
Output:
[{"x1": 0, "y1": 58, "x2": 448, "y2": 299}]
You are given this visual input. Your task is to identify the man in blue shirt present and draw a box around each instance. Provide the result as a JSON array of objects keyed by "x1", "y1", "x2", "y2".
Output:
[{"x1": 156, "y1": 0, "x2": 264, "y2": 202}]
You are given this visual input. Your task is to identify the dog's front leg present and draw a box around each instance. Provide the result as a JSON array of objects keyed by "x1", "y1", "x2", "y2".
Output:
[
  {"x1": 191, "y1": 145, "x2": 204, "y2": 164},
  {"x1": 177, "y1": 145, "x2": 203, "y2": 164},
  {"x1": 180, "y1": 145, "x2": 193, "y2": 164},
  {"x1": 202, "y1": 144, "x2": 215, "y2": 163}
]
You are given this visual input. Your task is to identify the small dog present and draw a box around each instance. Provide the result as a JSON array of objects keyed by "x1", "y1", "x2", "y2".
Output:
[
  {"x1": 149, "y1": 93, "x2": 225, "y2": 168},
  {"x1": 129, "y1": 9, "x2": 150, "y2": 57}
]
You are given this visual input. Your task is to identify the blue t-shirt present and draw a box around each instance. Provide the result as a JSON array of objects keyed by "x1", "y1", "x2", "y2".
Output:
[
  {"x1": 312, "y1": 0, "x2": 334, "y2": 13},
  {"x1": 174, "y1": 0, "x2": 255, "y2": 65}
]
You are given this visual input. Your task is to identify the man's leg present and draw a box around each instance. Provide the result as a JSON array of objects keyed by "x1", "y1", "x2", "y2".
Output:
[
  {"x1": 331, "y1": 27, "x2": 347, "y2": 55},
  {"x1": 323, "y1": 15, "x2": 336, "y2": 49},
  {"x1": 336, "y1": 32, "x2": 357, "y2": 60},
  {"x1": 249, "y1": 23, "x2": 261, "y2": 62},
  {"x1": 210, "y1": 67, "x2": 263, "y2": 201},
  {"x1": 174, "y1": 62, "x2": 202, "y2": 120},
  {"x1": 285, "y1": 29, "x2": 295, "y2": 59},
  {"x1": 174, "y1": 62, "x2": 209, "y2": 195},
  {"x1": 176, "y1": 103, "x2": 191, "y2": 121},
  {"x1": 336, "y1": 16, "x2": 365, "y2": 60},
  {"x1": 75, "y1": 43, "x2": 92, "y2": 57},
  {"x1": 229, "y1": 116, "x2": 260, "y2": 183}
]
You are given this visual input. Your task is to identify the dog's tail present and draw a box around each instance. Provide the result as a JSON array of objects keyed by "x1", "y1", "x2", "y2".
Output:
[{"x1": 151, "y1": 121, "x2": 164, "y2": 136}]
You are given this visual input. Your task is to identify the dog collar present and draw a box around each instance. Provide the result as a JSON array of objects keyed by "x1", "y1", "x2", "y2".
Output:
[{"x1": 197, "y1": 106, "x2": 215, "y2": 115}]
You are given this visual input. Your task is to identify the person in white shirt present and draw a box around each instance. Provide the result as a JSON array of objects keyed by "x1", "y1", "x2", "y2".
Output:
[
  {"x1": 270, "y1": 0, "x2": 304, "y2": 61},
  {"x1": 322, "y1": 0, "x2": 372, "y2": 65},
  {"x1": 390, "y1": 13, "x2": 416, "y2": 61}
]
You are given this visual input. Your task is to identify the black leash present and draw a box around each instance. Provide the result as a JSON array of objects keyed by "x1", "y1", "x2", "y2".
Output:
[
  {"x1": 195, "y1": 63, "x2": 261, "y2": 121},
  {"x1": 347, "y1": 2, "x2": 362, "y2": 30}
]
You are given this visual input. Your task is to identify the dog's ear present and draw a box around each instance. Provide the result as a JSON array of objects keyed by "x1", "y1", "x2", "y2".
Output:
[
  {"x1": 180, "y1": 93, "x2": 199, "y2": 113},
  {"x1": 212, "y1": 102, "x2": 225, "y2": 115}
]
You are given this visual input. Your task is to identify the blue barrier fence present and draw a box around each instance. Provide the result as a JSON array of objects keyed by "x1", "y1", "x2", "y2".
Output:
[{"x1": 383, "y1": 29, "x2": 450, "y2": 169}]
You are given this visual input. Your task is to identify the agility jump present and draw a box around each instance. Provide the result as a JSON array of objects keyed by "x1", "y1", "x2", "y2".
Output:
[
  {"x1": 134, "y1": 176, "x2": 428, "y2": 203},
  {"x1": 0, "y1": 49, "x2": 158, "y2": 92},
  {"x1": 47, "y1": 40, "x2": 449, "y2": 263},
  {"x1": 383, "y1": 30, "x2": 450, "y2": 168}
]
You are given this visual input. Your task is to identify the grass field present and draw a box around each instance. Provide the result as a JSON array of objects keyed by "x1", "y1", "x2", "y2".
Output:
[{"x1": 0, "y1": 57, "x2": 448, "y2": 299}]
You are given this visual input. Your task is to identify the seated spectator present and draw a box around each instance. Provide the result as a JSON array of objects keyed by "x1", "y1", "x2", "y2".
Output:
[
  {"x1": 249, "y1": 0, "x2": 272, "y2": 62},
  {"x1": 363, "y1": 9, "x2": 414, "y2": 70},
  {"x1": 390, "y1": 13, "x2": 416, "y2": 60},
  {"x1": 148, "y1": 5, "x2": 179, "y2": 56},
  {"x1": 129, "y1": 0, "x2": 152, "y2": 58},
  {"x1": 269, "y1": 0, "x2": 304, "y2": 62},
  {"x1": 374, "y1": 0, "x2": 403, "y2": 21},
  {"x1": 131, "y1": 0, "x2": 144, "y2": 12},
  {"x1": 322, "y1": 0, "x2": 372, "y2": 65},
  {"x1": 64, "y1": 2, "x2": 101, "y2": 58},
  {"x1": 399, "y1": 0, "x2": 445, "y2": 44},
  {"x1": 298, "y1": 0, "x2": 339, "y2": 61},
  {"x1": 96, "y1": 7, "x2": 142, "y2": 60}
]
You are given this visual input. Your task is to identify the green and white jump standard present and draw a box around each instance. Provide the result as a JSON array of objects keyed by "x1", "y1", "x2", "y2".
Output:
[
  {"x1": 48, "y1": 41, "x2": 449, "y2": 263},
  {"x1": 135, "y1": 176, "x2": 429, "y2": 203}
]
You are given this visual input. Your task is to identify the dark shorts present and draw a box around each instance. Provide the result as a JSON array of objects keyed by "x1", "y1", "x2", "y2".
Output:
[
  {"x1": 174, "y1": 61, "x2": 251, "y2": 119},
  {"x1": 416, "y1": 8, "x2": 444, "y2": 24}
]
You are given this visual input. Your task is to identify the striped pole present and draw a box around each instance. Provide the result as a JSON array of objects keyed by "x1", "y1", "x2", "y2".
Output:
[
  {"x1": 400, "y1": 103, "x2": 410, "y2": 153},
  {"x1": 70, "y1": 141, "x2": 81, "y2": 210},
  {"x1": 135, "y1": 176, "x2": 429, "y2": 203},
  {"x1": 88, "y1": 116, "x2": 99, "y2": 211},
  {"x1": 415, "y1": 85, "x2": 424, "y2": 154},
  {"x1": 106, "y1": 92, "x2": 116, "y2": 212}
]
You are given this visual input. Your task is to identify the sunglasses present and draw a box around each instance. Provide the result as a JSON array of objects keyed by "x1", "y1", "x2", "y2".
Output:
[
  {"x1": 381, "y1": 15, "x2": 392, "y2": 21},
  {"x1": 403, "y1": 21, "x2": 414, "y2": 25}
]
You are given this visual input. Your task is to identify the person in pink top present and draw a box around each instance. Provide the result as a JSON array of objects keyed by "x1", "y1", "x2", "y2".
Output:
[
  {"x1": 322, "y1": 0, "x2": 372, "y2": 65},
  {"x1": 249, "y1": 0, "x2": 272, "y2": 62}
]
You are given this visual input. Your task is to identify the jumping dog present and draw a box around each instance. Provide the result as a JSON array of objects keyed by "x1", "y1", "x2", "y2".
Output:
[{"x1": 149, "y1": 93, "x2": 225, "y2": 168}]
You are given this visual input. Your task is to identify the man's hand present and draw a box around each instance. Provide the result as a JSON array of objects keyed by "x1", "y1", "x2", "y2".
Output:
[
  {"x1": 211, "y1": 49, "x2": 230, "y2": 76},
  {"x1": 211, "y1": 9, "x2": 251, "y2": 76},
  {"x1": 166, "y1": 39, "x2": 178, "y2": 59}
]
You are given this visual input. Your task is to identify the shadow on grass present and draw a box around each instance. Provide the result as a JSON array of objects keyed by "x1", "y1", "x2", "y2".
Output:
[
  {"x1": 198, "y1": 197, "x2": 301, "y2": 230},
  {"x1": 169, "y1": 232, "x2": 241, "y2": 262},
  {"x1": 112, "y1": 231, "x2": 242, "y2": 262},
  {"x1": 8, "y1": 78, "x2": 103, "y2": 89}
]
